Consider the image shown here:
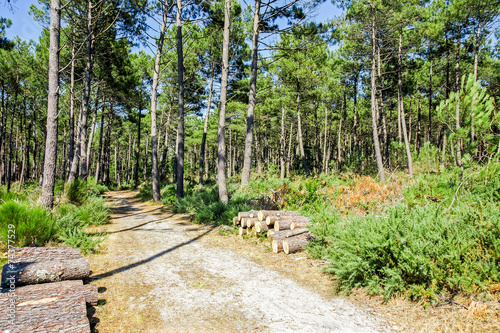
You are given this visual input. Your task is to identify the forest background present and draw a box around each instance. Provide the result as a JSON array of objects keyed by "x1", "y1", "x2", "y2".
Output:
[{"x1": 0, "y1": 0, "x2": 500, "y2": 306}]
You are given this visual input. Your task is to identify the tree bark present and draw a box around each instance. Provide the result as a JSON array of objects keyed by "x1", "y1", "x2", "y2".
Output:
[
  {"x1": 280, "y1": 106, "x2": 286, "y2": 179},
  {"x1": 398, "y1": 28, "x2": 413, "y2": 177},
  {"x1": 133, "y1": 104, "x2": 142, "y2": 189},
  {"x1": 241, "y1": 0, "x2": 260, "y2": 185},
  {"x1": 455, "y1": 28, "x2": 463, "y2": 180},
  {"x1": 296, "y1": 89, "x2": 310, "y2": 177},
  {"x1": 217, "y1": 0, "x2": 230, "y2": 203},
  {"x1": 428, "y1": 59, "x2": 433, "y2": 143},
  {"x1": 68, "y1": 32, "x2": 76, "y2": 171},
  {"x1": 39, "y1": 0, "x2": 61, "y2": 208},
  {"x1": 199, "y1": 61, "x2": 215, "y2": 186},
  {"x1": 370, "y1": 5, "x2": 385, "y2": 181},
  {"x1": 175, "y1": 0, "x2": 185, "y2": 199},
  {"x1": 150, "y1": 0, "x2": 168, "y2": 202}
]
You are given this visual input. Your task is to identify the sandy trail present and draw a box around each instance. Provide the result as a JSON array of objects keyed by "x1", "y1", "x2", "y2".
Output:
[{"x1": 89, "y1": 191, "x2": 392, "y2": 333}]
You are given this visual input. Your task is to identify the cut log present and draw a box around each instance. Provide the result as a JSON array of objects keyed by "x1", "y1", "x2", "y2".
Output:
[
  {"x1": 1, "y1": 258, "x2": 91, "y2": 288},
  {"x1": 240, "y1": 218, "x2": 247, "y2": 228},
  {"x1": 290, "y1": 221, "x2": 309, "y2": 230},
  {"x1": 1, "y1": 280, "x2": 98, "y2": 306},
  {"x1": 254, "y1": 221, "x2": 269, "y2": 233},
  {"x1": 258, "y1": 210, "x2": 301, "y2": 221},
  {"x1": 285, "y1": 228, "x2": 309, "y2": 238},
  {"x1": 244, "y1": 217, "x2": 259, "y2": 228},
  {"x1": 283, "y1": 233, "x2": 313, "y2": 254},
  {"x1": 239, "y1": 227, "x2": 247, "y2": 236},
  {"x1": 0, "y1": 281, "x2": 92, "y2": 333},
  {"x1": 272, "y1": 239, "x2": 284, "y2": 253},
  {"x1": 268, "y1": 230, "x2": 288, "y2": 241},
  {"x1": 274, "y1": 216, "x2": 311, "y2": 231},
  {"x1": 265, "y1": 216, "x2": 278, "y2": 226},
  {"x1": 233, "y1": 216, "x2": 240, "y2": 226},
  {"x1": 10, "y1": 246, "x2": 82, "y2": 263},
  {"x1": 238, "y1": 210, "x2": 258, "y2": 221}
]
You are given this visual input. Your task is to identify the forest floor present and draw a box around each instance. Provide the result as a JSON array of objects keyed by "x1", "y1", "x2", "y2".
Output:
[{"x1": 86, "y1": 190, "x2": 393, "y2": 333}]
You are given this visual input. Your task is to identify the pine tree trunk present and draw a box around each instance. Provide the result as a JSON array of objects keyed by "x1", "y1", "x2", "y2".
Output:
[
  {"x1": 86, "y1": 91, "x2": 99, "y2": 176},
  {"x1": 134, "y1": 105, "x2": 142, "y2": 189},
  {"x1": 455, "y1": 28, "x2": 463, "y2": 180},
  {"x1": 160, "y1": 101, "x2": 172, "y2": 182},
  {"x1": 377, "y1": 46, "x2": 389, "y2": 167},
  {"x1": 39, "y1": 0, "x2": 61, "y2": 208},
  {"x1": 68, "y1": 33, "x2": 76, "y2": 172},
  {"x1": 398, "y1": 28, "x2": 413, "y2": 177},
  {"x1": 428, "y1": 59, "x2": 433, "y2": 143},
  {"x1": 296, "y1": 88, "x2": 310, "y2": 177},
  {"x1": 280, "y1": 106, "x2": 286, "y2": 179},
  {"x1": 175, "y1": 0, "x2": 185, "y2": 199},
  {"x1": 241, "y1": 0, "x2": 260, "y2": 185},
  {"x1": 199, "y1": 61, "x2": 215, "y2": 186},
  {"x1": 217, "y1": 0, "x2": 230, "y2": 204},
  {"x1": 370, "y1": 5, "x2": 385, "y2": 181},
  {"x1": 95, "y1": 104, "x2": 105, "y2": 182}
]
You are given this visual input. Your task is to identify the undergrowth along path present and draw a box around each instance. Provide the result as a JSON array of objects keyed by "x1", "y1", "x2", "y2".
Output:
[{"x1": 89, "y1": 190, "x2": 392, "y2": 333}]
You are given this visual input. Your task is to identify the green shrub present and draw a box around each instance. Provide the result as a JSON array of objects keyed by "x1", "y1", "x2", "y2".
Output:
[
  {"x1": 0, "y1": 201, "x2": 57, "y2": 248},
  {"x1": 310, "y1": 202, "x2": 500, "y2": 301},
  {"x1": 59, "y1": 226, "x2": 102, "y2": 254}
]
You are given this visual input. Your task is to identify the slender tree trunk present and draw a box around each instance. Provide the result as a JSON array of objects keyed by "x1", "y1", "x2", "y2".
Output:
[
  {"x1": 280, "y1": 106, "x2": 286, "y2": 179},
  {"x1": 79, "y1": 0, "x2": 93, "y2": 180},
  {"x1": 296, "y1": 88, "x2": 310, "y2": 177},
  {"x1": 370, "y1": 5, "x2": 385, "y2": 181},
  {"x1": 7, "y1": 89, "x2": 16, "y2": 192},
  {"x1": 199, "y1": 61, "x2": 215, "y2": 186},
  {"x1": 322, "y1": 104, "x2": 328, "y2": 173},
  {"x1": 455, "y1": 28, "x2": 463, "y2": 180},
  {"x1": 398, "y1": 28, "x2": 413, "y2": 177},
  {"x1": 286, "y1": 122, "x2": 293, "y2": 176},
  {"x1": 39, "y1": 0, "x2": 61, "y2": 208},
  {"x1": 143, "y1": 130, "x2": 149, "y2": 181},
  {"x1": 150, "y1": 0, "x2": 168, "y2": 201},
  {"x1": 126, "y1": 134, "x2": 131, "y2": 183},
  {"x1": 428, "y1": 59, "x2": 433, "y2": 143},
  {"x1": 134, "y1": 106, "x2": 142, "y2": 189},
  {"x1": 216, "y1": 0, "x2": 231, "y2": 203},
  {"x1": 86, "y1": 89, "x2": 99, "y2": 176},
  {"x1": 352, "y1": 71, "x2": 359, "y2": 155},
  {"x1": 175, "y1": 0, "x2": 185, "y2": 199},
  {"x1": 416, "y1": 97, "x2": 422, "y2": 154},
  {"x1": 241, "y1": 0, "x2": 260, "y2": 185},
  {"x1": 68, "y1": 34, "x2": 76, "y2": 171},
  {"x1": 376, "y1": 46, "x2": 389, "y2": 166},
  {"x1": 95, "y1": 103, "x2": 105, "y2": 182},
  {"x1": 160, "y1": 102, "x2": 172, "y2": 182}
]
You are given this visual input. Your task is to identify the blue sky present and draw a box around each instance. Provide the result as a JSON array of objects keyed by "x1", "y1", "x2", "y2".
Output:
[{"x1": 2, "y1": 0, "x2": 344, "y2": 45}]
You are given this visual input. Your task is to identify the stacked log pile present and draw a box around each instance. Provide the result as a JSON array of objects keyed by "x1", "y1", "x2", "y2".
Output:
[
  {"x1": 234, "y1": 210, "x2": 314, "y2": 254},
  {"x1": 0, "y1": 246, "x2": 98, "y2": 333}
]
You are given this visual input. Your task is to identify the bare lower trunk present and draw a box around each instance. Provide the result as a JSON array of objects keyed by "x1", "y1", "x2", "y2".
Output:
[
  {"x1": 39, "y1": 0, "x2": 61, "y2": 208},
  {"x1": 398, "y1": 28, "x2": 413, "y2": 177},
  {"x1": 280, "y1": 106, "x2": 286, "y2": 179},
  {"x1": 371, "y1": 6, "x2": 385, "y2": 181},
  {"x1": 217, "y1": 0, "x2": 231, "y2": 204},
  {"x1": 175, "y1": 0, "x2": 185, "y2": 199},
  {"x1": 455, "y1": 29, "x2": 463, "y2": 180},
  {"x1": 286, "y1": 122, "x2": 293, "y2": 176},
  {"x1": 296, "y1": 89, "x2": 310, "y2": 177},
  {"x1": 241, "y1": 0, "x2": 260, "y2": 185},
  {"x1": 160, "y1": 102, "x2": 172, "y2": 182},
  {"x1": 199, "y1": 61, "x2": 215, "y2": 186},
  {"x1": 150, "y1": 0, "x2": 168, "y2": 202}
]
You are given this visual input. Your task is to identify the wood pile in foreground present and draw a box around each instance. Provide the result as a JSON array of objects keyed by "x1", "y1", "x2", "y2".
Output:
[
  {"x1": 234, "y1": 210, "x2": 314, "y2": 254},
  {"x1": 0, "y1": 246, "x2": 98, "y2": 333}
]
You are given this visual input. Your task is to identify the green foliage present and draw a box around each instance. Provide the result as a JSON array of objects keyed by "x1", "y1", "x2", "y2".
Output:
[
  {"x1": 172, "y1": 185, "x2": 253, "y2": 225},
  {"x1": 59, "y1": 226, "x2": 103, "y2": 255},
  {"x1": 0, "y1": 201, "x2": 57, "y2": 248}
]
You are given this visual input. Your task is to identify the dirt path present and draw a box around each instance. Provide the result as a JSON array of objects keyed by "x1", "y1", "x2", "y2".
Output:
[{"x1": 88, "y1": 191, "x2": 392, "y2": 333}]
